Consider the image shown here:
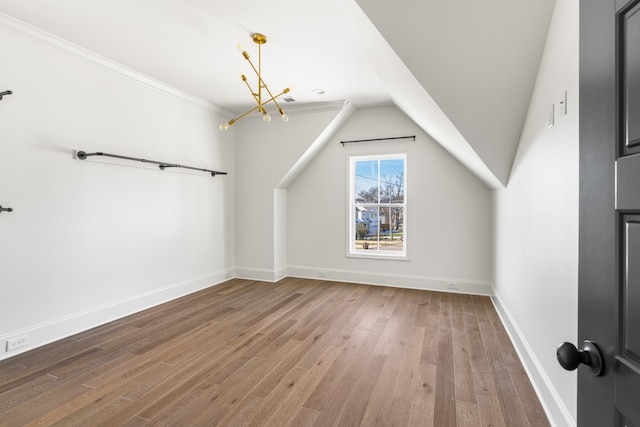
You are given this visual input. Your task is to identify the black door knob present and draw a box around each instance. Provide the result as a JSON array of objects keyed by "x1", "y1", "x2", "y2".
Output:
[{"x1": 556, "y1": 340, "x2": 604, "y2": 376}]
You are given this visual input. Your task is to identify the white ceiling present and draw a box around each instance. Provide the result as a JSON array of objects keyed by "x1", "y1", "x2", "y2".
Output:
[{"x1": 0, "y1": 0, "x2": 556, "y2": 188}]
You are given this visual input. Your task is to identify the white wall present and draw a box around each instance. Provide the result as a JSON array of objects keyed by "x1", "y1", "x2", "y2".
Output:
[
  {"x1": 234, "y1": 105, "x2": 343, "y2": 281},
  {"x1": 0, "y1": 22, "x2": 234, "y2": 360},
  {"x1": 287, "y1": 106, "x2": 493, "y2": 293},
  {"x1": 492, "y1": 0, "x2": 579, "y2": 425}
]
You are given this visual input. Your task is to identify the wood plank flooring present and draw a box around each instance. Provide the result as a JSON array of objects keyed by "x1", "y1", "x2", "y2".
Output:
[{"x1": 0, "y1": 278, "x2": 550, "y2": 426}]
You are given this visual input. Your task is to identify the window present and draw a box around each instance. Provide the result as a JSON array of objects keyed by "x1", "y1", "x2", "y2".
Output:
[{"x1": 349, "y1": 154, "x2": 406, "y2": 258}]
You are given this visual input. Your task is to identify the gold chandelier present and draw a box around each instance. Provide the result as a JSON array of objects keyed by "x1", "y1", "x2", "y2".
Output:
[{"x1": 219, "y1": 33, "x2": 291, "y2": 131}]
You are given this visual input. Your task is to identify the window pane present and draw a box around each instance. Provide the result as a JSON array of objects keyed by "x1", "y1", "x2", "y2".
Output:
[
  {"x1": 355, "y1": 160, "x2": 379, "y2": 203},
  {"x1": 355, "y1": 205, "x2": 378, "y2": 250},
  {"x1": 350, "y1": 154, "x2": 406, "y2": 257},
  {"x1": 380, "y1": 158, "x2": 404, "y2": 204},
  {"x1": 379, "y1": 207, "x2": 404, "y2": 251}
]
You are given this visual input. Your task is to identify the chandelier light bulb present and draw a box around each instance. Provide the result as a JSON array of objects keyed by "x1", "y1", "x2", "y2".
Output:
[
  {"x1": 219, "y1": 122, "x2": 230, "y2": 131},
  {"x1": 281, "y1": 113, "x2": 289, "y2": 122},
  {"x1": 262, "y1": 112, "x2": 271, "y2": 122}
]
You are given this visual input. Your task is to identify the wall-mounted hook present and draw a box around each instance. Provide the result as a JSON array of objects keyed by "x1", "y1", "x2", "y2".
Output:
[
  {"x1": 0, "y1": 90, "x2": 13, "y2": 101},
  {"x1": 0, "y1": 205, "x2": 14, "y2": 213}
]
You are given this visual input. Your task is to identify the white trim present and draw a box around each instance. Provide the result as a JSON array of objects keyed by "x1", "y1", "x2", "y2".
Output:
[
  {"x1": 235, "y1": 266, "x2": 281, "y2": 282},
  {"x1": 288, "y1": 265, "x2": 492, "y2": 295},
  {"x1": 0, "y1": 270, "x2": 230, "y2": 361},
  {"x1": 0, "y1": 12, "x2": 230, "y2": 115},
  {"x1": 346, "y1": 253, "x2": 410, "y2": 261},
  {"x1": 277, "y1": 100, "x2": 351, "y2": 116},
  {"x1": 277, "y1": 101, "x2": 357, "y2": 189},
  {"x1": 274, "y1": 266, "x2": 289, "y2": 282},
  {"x1": 490, "y1": 290, "x2": 576, "y2": 427},
  {"x1": 233, "y1": 265, "x2": 492, "y2": 294},
  {"x1": 241, "y1": 101, "x2": 350, "y2": 123},
  {"x1": 349, "y1": 153, "x2": 407, "y2": 258}
]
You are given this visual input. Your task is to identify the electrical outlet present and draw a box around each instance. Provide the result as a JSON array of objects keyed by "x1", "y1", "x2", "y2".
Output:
[
  {"x1": 447, "y1": 282, "x2": 458, "y2": 290},
  {"x1": 318, "y1": 270, "x2": 327, "y2": 278},
  {"x1": 6, "y1": 335, "x2": 28, "y2": 352}
]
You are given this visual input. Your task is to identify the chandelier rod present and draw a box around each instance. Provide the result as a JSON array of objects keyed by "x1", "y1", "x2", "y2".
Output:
[{"x1": 219, "y1": 33, "x2": 291, "y2": 131}]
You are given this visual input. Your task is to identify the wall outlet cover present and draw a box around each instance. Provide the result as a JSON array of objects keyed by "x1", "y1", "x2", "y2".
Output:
[{"x1": 6, "y1": 335, "x2": 29, "y2": 352}]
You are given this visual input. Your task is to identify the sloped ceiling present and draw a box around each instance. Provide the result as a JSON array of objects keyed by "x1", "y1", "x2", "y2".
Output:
[
  {"x1": 355, "y1": 0, "x2": 556, "y2": 186},
  {"x1": 0, "y1": 0, "x2": 555, "y2": 188}
]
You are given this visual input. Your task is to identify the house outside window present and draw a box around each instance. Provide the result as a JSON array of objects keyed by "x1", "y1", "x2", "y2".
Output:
[{"x1": 349, "y1": 154, "x2": 407, "y2": 258}]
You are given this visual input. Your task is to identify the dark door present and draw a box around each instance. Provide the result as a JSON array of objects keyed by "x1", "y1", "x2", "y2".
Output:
[{"x1": 579, "y1": 0, "x2": 640, "y2": 425}]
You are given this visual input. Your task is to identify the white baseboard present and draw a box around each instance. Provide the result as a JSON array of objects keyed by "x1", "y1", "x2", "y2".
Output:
[
  {"x1": 235, "y1": 265, "x2": 492, "y2": 295},
  {"x1": 287, "y1": 265, "x2": 493, "y2": 295},
  {"x1": 274, "y1": 266, "x2": 288, "y2": 282},
  {"x1": 235, "y1": 266, "x2": 281, "y2": 282},
  {"x1": 0, "y1": 270, "x2": 229, "y2": 362},
  {"x1": 234, "y1": 266, "x2": 289, "y2": 283},
  {"x1": 490, "y1": 291, "x2": 575, "y2": 427}
]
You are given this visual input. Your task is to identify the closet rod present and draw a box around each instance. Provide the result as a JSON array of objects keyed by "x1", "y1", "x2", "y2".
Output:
[
  {"x1": 340, "y1": 135, "x2": 415, "y2": 146},
  {"x1": 76, "y1": 151, "x2": 227, "y2": 177}
]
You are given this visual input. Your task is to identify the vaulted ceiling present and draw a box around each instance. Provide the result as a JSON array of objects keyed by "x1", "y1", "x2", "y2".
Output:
[{"x1": 0, "y1": 0, "x2": 556, "y2": 188}]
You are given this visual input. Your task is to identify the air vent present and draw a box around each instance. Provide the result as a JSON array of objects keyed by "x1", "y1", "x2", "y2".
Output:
[{"x1": 282, "y1": 97, "x2": 296, "y2": 103}]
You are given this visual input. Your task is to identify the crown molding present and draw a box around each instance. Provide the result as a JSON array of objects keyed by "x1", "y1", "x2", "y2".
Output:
[
  {"x1": 0, "y1": 12, "x2": 231, "y2": 116},
  {"x1": 235, "y1": 100, "x2": 350, "y2": 122},
  {"x1": 283, "y1": 100, "x2": 350, "y2": 115}
]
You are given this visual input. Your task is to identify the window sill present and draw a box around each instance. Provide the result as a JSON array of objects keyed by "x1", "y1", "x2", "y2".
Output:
[{"x1": 347, "y1": 252, "x2": 409, "y2": 261}]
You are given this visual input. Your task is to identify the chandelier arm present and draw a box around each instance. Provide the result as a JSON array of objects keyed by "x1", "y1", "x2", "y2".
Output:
[
  {"x1": 263, "y1": 86, "x2": 286, "y2": 115},
  {"x1": 226, "y1": 89, "x2": 289, "y2": 126},
  {"x1": 259, "y1": 80, "x2": 278, "y2": 105},
  {"x1": 243, "y1": 56, "x2": 268, "y2": 112},
  {"x1": 267, "y1": 89, "x2": 290, "y2": 102},
  {"x1": 228, "y1": 104, "x2": 261, "y2": 125},
  {"x1": 241, "y1": 77, "x2": 261, "y2": 106},
  {"x1": 244, "y1": 57, "x2": 286, "y2": 116}
]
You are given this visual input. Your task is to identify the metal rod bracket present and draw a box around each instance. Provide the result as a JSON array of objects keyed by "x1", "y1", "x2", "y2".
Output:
[{"x1": 0, "y1": 90, "x2": 13, "y2": 101}]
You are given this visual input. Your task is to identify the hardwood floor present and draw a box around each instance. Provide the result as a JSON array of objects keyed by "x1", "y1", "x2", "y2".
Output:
[{"x1": 0, "y1": 278, "x2": 550, "y2": 426}]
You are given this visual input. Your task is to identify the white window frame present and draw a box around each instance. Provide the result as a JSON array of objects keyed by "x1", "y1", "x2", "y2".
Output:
[{"x1": 348, "y1": 153, "x2": 407, "y2": 259}]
